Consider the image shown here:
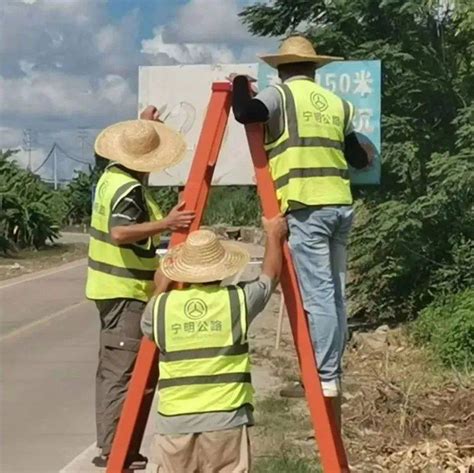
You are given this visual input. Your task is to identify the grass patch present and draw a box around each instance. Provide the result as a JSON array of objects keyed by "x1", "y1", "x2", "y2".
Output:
[
  {"x1": 253, "y1": 454, "x2": 321, "y2": 473},
  {"x1": 256, "y1": 397, "x2": 293, "y2": 432},
  {"x1": 0, "y1": 243, "x2": 87, "y2": 280},
  {"x1": 252, "y1": 396, "x2": 316, "y2": 468}
]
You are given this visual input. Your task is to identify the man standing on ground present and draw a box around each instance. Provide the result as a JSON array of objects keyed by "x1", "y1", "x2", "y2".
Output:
[
  {"x1": 85, "y1": 106, "x2": 195, "y2": 468},
  {"x1": 141, "y1": 215, "x2": 287, "y2": 472},
  {"x1": 230, "y1": 36, "x2": 371, "y2": 432}
]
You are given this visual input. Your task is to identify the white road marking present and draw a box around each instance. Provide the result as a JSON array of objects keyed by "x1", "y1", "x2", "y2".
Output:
[
  {"x1": 0, "y1": 258, "x2": 87, "y2": 290},
  {"x1": 59, "y1": 442, "x2": 97, "y2": 473},
  {"x1": 0, "y1": 299, "x2": 89, "y2": 342}
]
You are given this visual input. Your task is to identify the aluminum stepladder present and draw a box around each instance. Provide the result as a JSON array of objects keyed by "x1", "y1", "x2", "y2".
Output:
[{"x1": 107, "y1": 82, "x2": 350, "y2": 473}]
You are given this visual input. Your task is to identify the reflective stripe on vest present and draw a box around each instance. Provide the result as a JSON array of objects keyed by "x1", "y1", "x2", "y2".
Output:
[
  {"x1": 153, "y1": 285, "x2": 254, "y2": 416},
  {"x1": 85, "y1": 166, "x2": 163, "y2": 302},
  {"x1": 264, "y1": 80, "x2": 354, "y2": 212}
]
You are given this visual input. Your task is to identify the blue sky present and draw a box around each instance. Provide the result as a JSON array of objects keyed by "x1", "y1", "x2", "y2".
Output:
[{"x1": 0, "y1": 0, "x2": 276, "y2": 181}]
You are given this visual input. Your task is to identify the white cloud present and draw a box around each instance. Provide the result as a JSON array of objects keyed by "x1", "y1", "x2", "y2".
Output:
[
  {"x1": 143, "y1": 0, "x2": 277, "y2": 66},
  {"x1": 0, "y1": 1, "x2": 141, "y2": 135},
  {"x1": 142, "y1": 27, "x2": 236, "y2": 65},
  {"x1": 0, "y1": 0, "x2": 275, "y2": 179},
  {"x1": 0, "y1": 70, "x2": 136, "y2": 129},
  {"x1": 163, "y1": 0, "x2": 251, "y2": 44}
]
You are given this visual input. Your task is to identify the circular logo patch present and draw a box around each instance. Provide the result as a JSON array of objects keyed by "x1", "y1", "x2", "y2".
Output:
[
  {"x1": 98, "y1": 181, "x2": 108, "y2": 199},
  {"x1": 184, "y1": 298, "x2": 208, "y2": 320},
  {"x1": 310, "y1": 92, "x2": 329, "y2": 112}
]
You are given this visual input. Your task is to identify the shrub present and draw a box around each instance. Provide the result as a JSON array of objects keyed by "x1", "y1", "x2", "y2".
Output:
[
  {"x1": 151, "y1": 186, "x2": 261, "y2": 227},
  {"x1": 204, "y1": 186, "x2": 260, "y2": 227},
  {"x1": 0, "y1": 150, "x2": 60, "y2": 250},
  {"x1": 411, "y1": 289, "x2": 474, "y2": 370}
]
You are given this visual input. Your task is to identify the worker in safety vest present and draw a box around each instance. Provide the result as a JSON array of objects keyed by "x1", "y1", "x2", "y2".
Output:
[
  {"x1": 86, "y1": 106, "x2": 195, "y2": 469},
  {"x1": 141, "y1": 215, "x2": 287, "y2": 472},
  {"x1": 230, "y1": 36, "x2": 372, "y2": 433}
]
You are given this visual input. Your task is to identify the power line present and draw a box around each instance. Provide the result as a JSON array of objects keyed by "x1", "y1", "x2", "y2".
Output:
[
  {"x1": 55, "y1": 144, "x2": 91, "y2": 165},
  {"x1": 32, "y1": 144, "x2": 55, "y2": 174}
]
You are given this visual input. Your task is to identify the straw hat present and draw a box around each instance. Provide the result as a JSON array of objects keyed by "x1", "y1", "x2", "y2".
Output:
[
  {"x1": 161, "y1": 230, "x2": 250, "y2": 284},
  {"x1": 94, "y1": 119, "x2": 186, "y2": 173},
  {"x1": 259, "y1": 36, "x2": 343, "y2": 69}
]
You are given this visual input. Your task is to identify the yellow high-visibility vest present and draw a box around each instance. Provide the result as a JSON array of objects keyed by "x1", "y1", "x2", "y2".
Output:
[
  {"x1": 264, "y1": 79, "x2": 354, "y2": 213},
  {"x1": 85, "y1": 165, "x2": 163, "y2": 302},
  {"x1": 152, "y1": 284, "x2": 253, "y2": 416}
]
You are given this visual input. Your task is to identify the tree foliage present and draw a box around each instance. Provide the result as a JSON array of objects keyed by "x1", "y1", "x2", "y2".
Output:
[
  {"x1": 63, "y1": 166, "x2": 102, "y2": 225},
  {"x1": 241, "y1": 0, "x2": 474, "y2": 321},
  {"x1": 412, "y1": 288, "x2": 474, "y2": 369},
  {"x1": 0, "y1": 150, "x2": 61, "y2": 251}
]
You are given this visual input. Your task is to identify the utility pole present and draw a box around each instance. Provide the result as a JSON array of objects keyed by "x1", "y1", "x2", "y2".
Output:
[
  {"x1": 77, "y1": 127, "x2": 89, "y2": 162},
  {"x1": 23, "y1": 129, "x2": 33, "y2": 170},
  {"x1": 53, "y1": 144, "x2": 58, "y2": 190}
]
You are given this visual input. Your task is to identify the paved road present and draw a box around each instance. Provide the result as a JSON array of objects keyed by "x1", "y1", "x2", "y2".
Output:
[
  {"x1": 0, "y1": 260, "x2": 98, "y2": 473},
  {"x1": 0, "y1": 243, "x2": 264, "y2": 473}
]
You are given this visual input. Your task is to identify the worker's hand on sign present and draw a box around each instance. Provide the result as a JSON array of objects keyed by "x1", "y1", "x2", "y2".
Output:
[
  {"x1": 164, "y1": 201, "x2": 195, "y2": 230},
  {"x1": 262, "y1": 214, "x2": 288, "y2": 242},
  {"x1": 140, "y1": 105, "x2": 163, "y2": 122},
  {"x1": 226, "y1": 73, "x2": 258, "y2": 94},
  {"x1": 226, "y1": 73, "x2": 256, "y2": 83}
]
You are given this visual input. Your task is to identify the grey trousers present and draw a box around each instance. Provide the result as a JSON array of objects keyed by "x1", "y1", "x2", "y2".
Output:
[{"x1": 95, "y1": 298, "x2": 146, "y2": 456}]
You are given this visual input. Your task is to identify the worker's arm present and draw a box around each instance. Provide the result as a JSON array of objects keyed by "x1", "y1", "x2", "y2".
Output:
[
  {"x1": 140, "y1": 297, "x2": 155, "y2": 341},
  {"x1": 110, "y1": 201, "x2": 195, "y2": 245},
  {"x1": 344, "y1": 117, "x2": 372, "y2": 169},
  {"x1": 154, "y1": 268, "x2": 173, "y2": 296},
  {"x1": 261, "y1": 214, "x2": 288, "y2": 281},
  {"x1": 236, "y1": 215, "x2": 287, "y2": 324},
  {"x1": 232, "y1": 74, "x2": 370, "y2": 169},
  {"x1": 231, "y1": 75, "x2": 269, "y2": 123},
  {"x1": 344, "y1": 133, "x2": 370, "y2": 169}
]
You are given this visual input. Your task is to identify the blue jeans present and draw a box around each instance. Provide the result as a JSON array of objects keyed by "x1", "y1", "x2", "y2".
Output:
[{"x1": 287, "y1": 206, "x2": 354, "y2": 384}]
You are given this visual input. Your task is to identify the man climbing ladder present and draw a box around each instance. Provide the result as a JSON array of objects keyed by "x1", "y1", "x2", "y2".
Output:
[{"x1": 231, "y1": 35, "x2": 371, "y2": 433}]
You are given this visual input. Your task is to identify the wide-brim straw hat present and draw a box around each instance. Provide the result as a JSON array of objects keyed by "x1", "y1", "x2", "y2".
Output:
[
  {"x1": 94, "y1": 119, "x2": 186, "y2": 173},
  {"x1": 161, "y1": 229, "x2": 250, "y2": 284},
  {"x1": 259, "y1": 35, "x2": 343, "y2": 69}
]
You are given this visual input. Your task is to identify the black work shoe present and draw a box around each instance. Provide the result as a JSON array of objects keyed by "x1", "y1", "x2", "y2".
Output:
[
  {"x1": 280, "y1": 381, "x2": 305, "y2": 398},
  {"x1": 92, "y1": 453, "x2": 148, "y2": 470},
  {"x1": 126, "y1": 453, "x2": 148, "y2": 470},
  {"x1": 92, "y1": 454, "x2": 108, "y2": 468}
]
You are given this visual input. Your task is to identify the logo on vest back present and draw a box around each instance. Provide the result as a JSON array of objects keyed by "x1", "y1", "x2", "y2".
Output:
[
  {"x1": 310, "y1": 92, "x2": 329, "y2": 112},
  {"x1": 184, "y1": 298, "x2": 208, "y2": 320}
]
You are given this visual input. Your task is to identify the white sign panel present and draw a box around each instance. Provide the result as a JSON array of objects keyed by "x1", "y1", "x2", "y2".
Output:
[{"x1": 139, "y1": 64, "x2": 257, "y2": 186}]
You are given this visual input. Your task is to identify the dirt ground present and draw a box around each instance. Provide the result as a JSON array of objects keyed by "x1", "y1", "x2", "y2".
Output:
[
  {"x1": 247, "y1": 285, "x2": 474, "y2": 473},
  {"x1": 0, "y1": 243, "x2": 88, "y2": 280}
]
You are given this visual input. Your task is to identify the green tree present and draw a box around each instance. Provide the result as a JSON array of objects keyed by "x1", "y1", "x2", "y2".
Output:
[
  {"x1": 240, "y1": 0, "x2": 474, "y2": 321},
  {"x1": 64, "y1": 167, "x2": 101, "y2": 225},
  {"x1": 0, "y1": 150, "x2": 60, "y2": 251}
]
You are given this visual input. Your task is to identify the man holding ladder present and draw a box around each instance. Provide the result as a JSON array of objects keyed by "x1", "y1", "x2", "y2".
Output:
[{"x1": 231, "y1": 36, "x2": 371, "y2": 432}]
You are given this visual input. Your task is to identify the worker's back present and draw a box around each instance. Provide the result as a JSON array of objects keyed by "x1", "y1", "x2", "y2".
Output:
[
  {"x1": 264, "y1": 78, "x2": 354, "y2": 213},
  {"x1": 152, "y1": 283, "x2": 254, "y2": 416}
]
